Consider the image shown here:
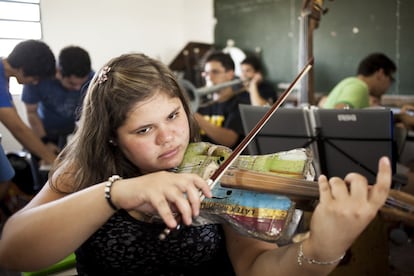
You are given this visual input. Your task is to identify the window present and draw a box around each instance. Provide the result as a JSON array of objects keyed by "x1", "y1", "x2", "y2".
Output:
[{"x1": 0, "y1": 0, "x2": 42, "y2": 94}]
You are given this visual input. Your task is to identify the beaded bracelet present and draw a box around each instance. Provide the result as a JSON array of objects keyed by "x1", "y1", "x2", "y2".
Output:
[
  {"x1": 104, "y1": 175, "x2": 122, "y2": 211},
  {"x1": 297, "y1": 242, "x2": 345, "y2": 266}
]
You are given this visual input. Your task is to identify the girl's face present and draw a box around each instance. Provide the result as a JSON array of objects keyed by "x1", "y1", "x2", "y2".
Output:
[{"x1": 116, "y1": 92, "x2": 190, "y2": 173}]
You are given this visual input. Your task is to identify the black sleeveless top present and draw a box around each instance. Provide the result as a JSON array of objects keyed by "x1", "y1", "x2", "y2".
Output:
[{"x1": 75, "y1": 210, "x2": 235, "y2": 275}]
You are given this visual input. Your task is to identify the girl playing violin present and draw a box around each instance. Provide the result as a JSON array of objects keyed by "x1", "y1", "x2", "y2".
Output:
[{"x1": 0, "y1": 53, "x2": 392, "y2": 275}]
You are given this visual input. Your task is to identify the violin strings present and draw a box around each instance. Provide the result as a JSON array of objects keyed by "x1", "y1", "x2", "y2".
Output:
[
  {"x1": 385, "y1": 197, "x2": 414, "y2": 213},
  {"x1": 228, "y1": 172, "x2": 319, "y2": 198}
]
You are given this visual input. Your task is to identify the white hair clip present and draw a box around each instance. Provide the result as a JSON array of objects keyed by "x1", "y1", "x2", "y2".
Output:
[{"x1": 97, "y1": 66, "x2": 111, "y2": 84}]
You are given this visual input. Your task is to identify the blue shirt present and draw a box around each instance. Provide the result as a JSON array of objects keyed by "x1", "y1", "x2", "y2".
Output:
[
  {"x1": 197, "y1": 91, "x2": 251, "y2": 149},
  {"x1": 0, "y1": 58, "x2": 13, "y2": 108},
  {"x1": 0, "y1": 59, "x2": 15, "y2": 181},
  {"x1": 0, "y1": 144, "x2": 14, "y2": 182},
  {"x1": 21, "y1": 72, "x2": 94, "y2": 135}
]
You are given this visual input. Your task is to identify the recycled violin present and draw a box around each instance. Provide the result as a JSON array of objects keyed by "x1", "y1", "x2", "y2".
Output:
[{"x1": 171, "y1": 142, "x2": 315, "y2": 242}]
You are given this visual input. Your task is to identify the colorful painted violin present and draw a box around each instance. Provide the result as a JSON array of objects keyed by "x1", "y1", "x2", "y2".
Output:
[{"x1": 175, "y1": 142, "x2": 315, "y2": 242}]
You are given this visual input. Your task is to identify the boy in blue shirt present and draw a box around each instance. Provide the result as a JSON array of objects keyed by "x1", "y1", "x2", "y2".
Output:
[
  {"x1": 22, "y1": 46, "x2": 94, "y2": 149},
  {"x1": 0, "y1": 40, "x2": 58, "y2": 198}
]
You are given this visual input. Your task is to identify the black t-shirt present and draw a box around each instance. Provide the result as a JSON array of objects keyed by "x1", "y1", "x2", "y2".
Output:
[
  {"x1": 197, "y1": 92, "x2": 250, "y2": 149},
  {"x1": 258, "y1": 81, "x2": 277, "y2": 104}
]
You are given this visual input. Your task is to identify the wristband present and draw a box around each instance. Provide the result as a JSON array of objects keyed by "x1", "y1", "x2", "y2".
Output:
[{"x1": 105, "y1": 175, "x2": 122, "y2": 211}]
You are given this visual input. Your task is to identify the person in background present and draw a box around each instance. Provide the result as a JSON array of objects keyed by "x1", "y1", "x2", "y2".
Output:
[
  {"x1": 0, "y1": 39, "x2": 58, "y2": 212},
  {"x1": 0, "y1": 53, "x2": 393, "y2": 276},
  {"x1": 323, "y1": 53, "x2": 396, "y2": 109},
  {"x1": 194, "y1": 51, "x2": 250, "y2": 149},
  {"x1": 22, "y1": 45, "x2": 94, "y2": 150},
  {"x1": 240, "y1": 55, "x2": 277, "y2": 106},
  {"x1": 0, "y1": 40, "x2": 58, "y2": 168}
]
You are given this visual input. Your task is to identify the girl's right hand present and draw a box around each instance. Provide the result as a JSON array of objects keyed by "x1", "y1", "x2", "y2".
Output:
[{"x1": 110, "y1": 171, "x2": 212, "y2": 228}]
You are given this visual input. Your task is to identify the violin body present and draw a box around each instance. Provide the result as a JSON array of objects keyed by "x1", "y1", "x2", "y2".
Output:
[
  {"x1": 199, "y1": 184, "x2": 302, "y2": 243},
  {"x1": 177, "y1": 142, "x2": 313, "y2": 242}
]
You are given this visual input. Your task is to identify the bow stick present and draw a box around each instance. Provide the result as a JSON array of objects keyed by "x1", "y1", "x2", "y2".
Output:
[{"x1": 159, "y1": 58, "x2": 314, "y2": 240}]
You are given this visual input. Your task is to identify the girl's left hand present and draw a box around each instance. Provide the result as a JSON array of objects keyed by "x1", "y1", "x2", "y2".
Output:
[{"x1": 306, "y1": 156, "x2": 392, "y2": 259}]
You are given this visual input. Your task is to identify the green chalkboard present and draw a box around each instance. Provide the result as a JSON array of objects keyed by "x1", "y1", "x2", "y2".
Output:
[{"x1": 214, "y1": 0, "x2": 414, "y2": 98}]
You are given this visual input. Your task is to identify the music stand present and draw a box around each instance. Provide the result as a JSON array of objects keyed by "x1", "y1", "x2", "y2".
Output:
[
  {"x1": 313, "y1": 108, "x2": 395, "y2": 184},
  {"x1": 239, "y1": 104, "x2": 319, "y2": 164},
  {"x1": 239, "y1": 105, "x2": 396, "y2": 183}
]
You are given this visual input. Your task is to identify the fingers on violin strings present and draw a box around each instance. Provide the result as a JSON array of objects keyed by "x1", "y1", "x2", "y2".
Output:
[
  {"x1": 376, "y1": 157, "x2": 392, "y2": 188},
  {"x1": 327, "y1": 176, "x2": 350, "y2": 199},
  {"x1": 317, "y1": 174, "x2": 333, "y2": 204},
  {"x1": 343, "y1": 172, "x2": 369, "y2": 201},
  {"x1": 370, "y1": 157, "x2": 392, "y2": 207}
]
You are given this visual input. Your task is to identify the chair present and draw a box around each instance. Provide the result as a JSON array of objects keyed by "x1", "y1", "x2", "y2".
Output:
[{"x1": 6, "y1": 151, "x2": 40, "y2": 195}]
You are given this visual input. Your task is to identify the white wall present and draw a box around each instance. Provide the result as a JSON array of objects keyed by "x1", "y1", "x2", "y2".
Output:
[
  {"x1": 1, "y1": 0, "x2": 215, "y2": 152},
  {"x1": 41, "y1": 0, "x2": 215, "y2": 69}
]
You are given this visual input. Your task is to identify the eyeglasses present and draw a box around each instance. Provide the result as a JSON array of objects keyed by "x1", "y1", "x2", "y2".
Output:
[{"x1": 202, "y1": 69, "x2": 226, "y2": 77}]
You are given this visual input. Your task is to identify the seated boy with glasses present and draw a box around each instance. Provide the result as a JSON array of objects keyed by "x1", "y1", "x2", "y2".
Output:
[{"x1": 194, "y1": 51, "x2": 250, "y2": 149}]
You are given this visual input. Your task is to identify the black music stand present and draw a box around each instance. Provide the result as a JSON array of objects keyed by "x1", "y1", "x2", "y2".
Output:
[
  {"x1": 239, "y1": 105, "x2": 396, "y2": 183},
  {"x1": 313, "y1": 108, "x2": 395, "y2": 184},
  {"x1": 239, "y1": 104, "x2": 319, "y2": 169}
]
